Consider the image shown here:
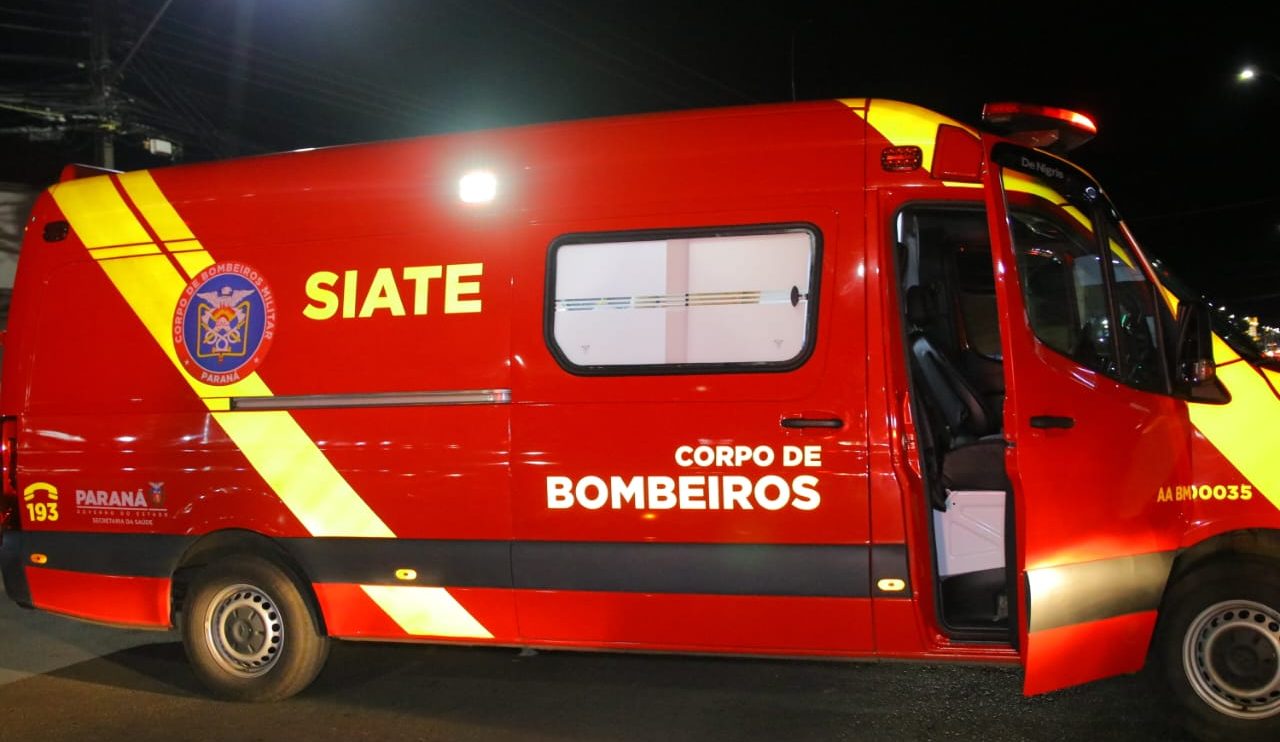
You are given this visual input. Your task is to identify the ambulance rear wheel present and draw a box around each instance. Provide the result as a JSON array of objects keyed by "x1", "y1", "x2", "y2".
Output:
[
  {"x1": 182, "y1": 555, "x2": 330, "y2": 701},
  {"x1": 1156, "y1": 560, "x2": 1280, "y2": 742}
]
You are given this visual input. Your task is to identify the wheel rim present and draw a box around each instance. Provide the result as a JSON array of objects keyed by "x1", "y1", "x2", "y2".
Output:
[
  {"x1": 203, "y1": 583, "x2": 284, "y2": 677},
  {"x1": 1182, "y1": 599, "x2": 1280, "y2": 720}
]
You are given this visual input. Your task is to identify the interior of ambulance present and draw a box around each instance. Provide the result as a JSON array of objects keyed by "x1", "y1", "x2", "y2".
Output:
[{"x1": 895, "y1": 204, "x2": 1015, "y2": 643}]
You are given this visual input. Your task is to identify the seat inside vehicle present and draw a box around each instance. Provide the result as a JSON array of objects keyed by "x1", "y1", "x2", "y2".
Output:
[{"x1": 896, "y1": 205, "x2": 1013, "y2": 639}]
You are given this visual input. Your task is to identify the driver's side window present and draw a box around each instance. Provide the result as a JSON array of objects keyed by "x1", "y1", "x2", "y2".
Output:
[{"x1": 1011, "y1": 206, "x2": 1167, "y2": 393}]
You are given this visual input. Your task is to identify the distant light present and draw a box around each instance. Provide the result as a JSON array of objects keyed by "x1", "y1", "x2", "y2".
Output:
[
  {"x1": 459, "y1": 170, "x2": 498, "y2": 203},
  {"x1": 1238, "y1": 66, "x2": 1257, "y2": 82},
  {"x1": 143, "y1": 137, "x2": 176, "y2": 158}
]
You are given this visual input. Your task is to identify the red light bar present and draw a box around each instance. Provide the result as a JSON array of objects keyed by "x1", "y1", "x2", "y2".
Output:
[
  {"x1": 982, "y1": 102, "x2": 1097, "y2": 134},
  {"x1": 980, "y1": 102, "x2": 1097, "y2": 153},
  {"x1": 881, "y1": 145, "x2": 923, "y2": 172}
]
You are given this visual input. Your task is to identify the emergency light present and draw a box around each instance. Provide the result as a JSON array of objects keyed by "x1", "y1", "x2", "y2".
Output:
[{"x1": 981, "y1": 102, "x2": 1097, "y2": 153}]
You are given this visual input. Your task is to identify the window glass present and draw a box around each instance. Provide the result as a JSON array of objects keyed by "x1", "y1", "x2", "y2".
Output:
[
  {"x1": 1104, "y1": 222, "x2": 1167, "y2": 391},
  {"x1": 1000, "y1": 149, "x2": 1168, "y2": 393},
  {"x1": 550, "y1": 227, "x2": 818, "y2": 372}
]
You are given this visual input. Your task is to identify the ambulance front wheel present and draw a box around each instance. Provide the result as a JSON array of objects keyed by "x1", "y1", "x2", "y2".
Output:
[
  {"x1": 1156, "y1": 559, "x2": 1280, "y2": 742},
  {"x1": 182, "y1": 555, "x2": 331, "y2": 701}
]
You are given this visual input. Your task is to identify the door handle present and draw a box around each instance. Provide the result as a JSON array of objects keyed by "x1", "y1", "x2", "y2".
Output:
[
  {"x1": 1029, "y1": 415, "x2": 1075, "y2": 430},
  {"x1": 780, "y1": 417, "x2": 844, "y2": 429}
]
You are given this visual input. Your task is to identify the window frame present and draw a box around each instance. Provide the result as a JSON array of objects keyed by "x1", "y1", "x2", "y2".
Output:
[
  {"x1": 994, "y1": 143, "x2": 1173, "y2": 396},
  {"x1": 543, "y1": 222, "x2": 823, "y2": 377}
]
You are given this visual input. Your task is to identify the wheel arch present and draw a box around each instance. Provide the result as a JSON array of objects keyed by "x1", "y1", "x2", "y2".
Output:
[
  {"x1": 1168, "y1": 529, "x2": 1280, "y2": 587},
  {"x1": 170, "y1": 529, "x2": 327, "y2": 635}
]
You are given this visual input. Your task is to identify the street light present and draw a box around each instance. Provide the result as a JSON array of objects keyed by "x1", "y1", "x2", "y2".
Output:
[{"x1": 1237, "y1": 65, "x2": 1280, "y2": 83}]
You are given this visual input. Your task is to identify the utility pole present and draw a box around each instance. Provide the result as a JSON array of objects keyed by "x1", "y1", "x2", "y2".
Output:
[{"x1": 90, "y1": 0, "x2": 115, "y2": 168}]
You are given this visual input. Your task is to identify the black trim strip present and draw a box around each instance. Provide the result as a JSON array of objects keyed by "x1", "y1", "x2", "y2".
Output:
[
  {"x1": 18, "y1": 531, "x2": 194, "y2": 578},
  {"x1": 870, "y1": 543, "x2": 912, "y2": 597},
  {"x1": 285, "y1": 538, "x2": 510, "y2": 587},
  {"x1": 1027, "y1": 550, "x2": 1176, "y2": 632},
  {"x1": 513, "y1": 541, "x2": 871, "y2": 597},
  {"x1": 14, "y1": 532, "x2": 902, "y2": 600}
]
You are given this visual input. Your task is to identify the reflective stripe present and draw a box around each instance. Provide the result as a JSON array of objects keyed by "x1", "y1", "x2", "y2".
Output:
[
  {"x1": 359, "y1": 585, "x2": 493, "y2": 639},
  {"x1": 211, "y1": 410, "x2": 393, "y2": 538},
  {"x1": 48, "y1": 177, "x2": 150, "y2": 248},
  {"x1": 116, "y1": 170, "x2": 194, "y2": 241},
  {"x1": 1189, "y1": 337, "x2": 1280, "y2": 513},
  {"x1": 173, "y1": 249, "x2": 215, "y2": 279},
  {"x1": 232, "y1": 389, "x2": 512, "y2": 411},
  {"x1": 50, "y1": 171, "x2": 495, "y2": 638}
]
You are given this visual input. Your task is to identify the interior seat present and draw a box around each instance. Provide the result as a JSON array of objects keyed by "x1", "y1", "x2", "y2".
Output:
[{"x1": 905, "y1": 285, "x2": 1009, "y2": 497}]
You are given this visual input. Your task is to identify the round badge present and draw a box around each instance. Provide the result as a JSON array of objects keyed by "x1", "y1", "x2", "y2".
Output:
[{"x1": 172, "y1": 262, "x2": 276, "y2": 385}]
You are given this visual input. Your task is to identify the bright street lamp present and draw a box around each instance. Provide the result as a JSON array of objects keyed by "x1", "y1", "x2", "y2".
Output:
[{"x1": 1237, "y1": 65, "x2": 1280, "y2": 83}]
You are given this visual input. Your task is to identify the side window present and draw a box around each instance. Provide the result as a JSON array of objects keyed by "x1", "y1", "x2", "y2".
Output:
[
  {"x1": 548, "y1": 225, "x2": 819, "y2": 374},
  {"x1": 1008, "y1": 202, "x2": 1168, "y2": 393},
  {"x1": 1104, "y1": 222, "x2": 1166, "y2": 392}
]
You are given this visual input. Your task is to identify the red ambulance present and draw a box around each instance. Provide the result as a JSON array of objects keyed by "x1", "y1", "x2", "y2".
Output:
[{"x1": 1, "y1": 98, "x2": 1277, "y2": 740}]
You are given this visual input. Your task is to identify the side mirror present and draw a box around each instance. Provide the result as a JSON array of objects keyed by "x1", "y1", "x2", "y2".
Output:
[{"x1": 1175, "y1": 301, "x2": 1215, "y2": 386}]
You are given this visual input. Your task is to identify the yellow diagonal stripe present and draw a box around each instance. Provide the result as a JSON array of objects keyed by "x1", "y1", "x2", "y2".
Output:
[
  {"x1": 213, "y1": 411, "x2": 394, "y2": 538},
  {"x1": 117, "y1": 170, "x2": 195, "y2": 242},
  {"x1": 51, "y1": 169, "x2": 495, "y2": 636},
  {"x1": 50, "y1": 171, "x2": 400, "y2": 541},
  {"x1": 48, "y1": 177, "x2": 151, "y2": 248},
  {"x1": 1189, "y1": 337, "x2": 1280, "y2": 513},
  {"x1": 173, "y1": 250, "x2": 216, "y2": 279},
  {"x1": 359, "y1": 586, "x2": 494, "y2": 638}
]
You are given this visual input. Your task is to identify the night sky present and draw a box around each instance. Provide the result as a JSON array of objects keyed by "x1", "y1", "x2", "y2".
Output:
[{"x1": 4, "y1": 1, "x2": 1278, "y2": 320}]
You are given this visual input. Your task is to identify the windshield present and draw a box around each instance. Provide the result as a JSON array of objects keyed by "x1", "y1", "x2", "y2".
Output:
[{"x1": 1150, "y1": 258, "x2": 1280, "y2": 370}]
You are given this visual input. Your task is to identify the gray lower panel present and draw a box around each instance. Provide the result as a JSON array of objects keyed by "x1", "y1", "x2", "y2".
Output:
[{"x1": 1027, "y1": 550, "x2": 1177, "y2": 632}]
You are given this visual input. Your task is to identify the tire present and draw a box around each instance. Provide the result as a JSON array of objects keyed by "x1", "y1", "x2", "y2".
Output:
[
  {"x1": 181, "y1": 555, "x2": 330, "y2": 701},
  {"x1": 1154, "y1": 559, "x2": 1280, "y2": 742}
]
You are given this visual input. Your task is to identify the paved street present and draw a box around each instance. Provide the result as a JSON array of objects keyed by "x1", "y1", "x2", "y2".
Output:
[{"x1": 0, "y1": 580, "x2": 1195, "y2": 742}]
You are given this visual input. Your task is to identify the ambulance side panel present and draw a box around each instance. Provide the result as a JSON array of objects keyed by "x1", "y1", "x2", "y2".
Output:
[{"x1": 506, "y1": 105, "x2": 884, "y2": 654}]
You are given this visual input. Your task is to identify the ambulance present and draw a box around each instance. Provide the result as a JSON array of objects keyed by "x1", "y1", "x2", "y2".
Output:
[{"x1": 1, "y1": 98, "x2": 1277, "y2": 740}]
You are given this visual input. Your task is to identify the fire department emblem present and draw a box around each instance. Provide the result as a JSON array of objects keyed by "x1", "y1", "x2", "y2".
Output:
[{"x1": 172, "y1": 262, "x2": 276, "y2": 385}]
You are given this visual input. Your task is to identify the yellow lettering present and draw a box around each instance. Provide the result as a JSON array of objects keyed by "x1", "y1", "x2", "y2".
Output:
[
  {"x1": 342, "y1": 270, "x2": 358, "y2": 319},
  {"x1": 402, "y1": 265, "x2": 442, "y2": 315},
  {"x1": 358, "y1": 267, "x2": 406, "y2": 318},
  {"x1": 303, "y1": 271, "x2": 339, "y2": 320},
  {"x1": 445, "y1": 263, "x2": 483, "y2": 314}
]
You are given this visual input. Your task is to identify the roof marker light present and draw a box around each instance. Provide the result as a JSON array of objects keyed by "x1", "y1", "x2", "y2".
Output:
[
  {"x1": 881, "y1": 146, "x2": 923, "y2": 172},
  {"x1": 459, "y1": 170, "x2": 498, "y2": 204}
]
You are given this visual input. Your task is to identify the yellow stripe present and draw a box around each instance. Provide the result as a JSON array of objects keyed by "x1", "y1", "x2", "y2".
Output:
[
  {"x1": 165, "y1": 239, "x2": 204, "y2": 252},
  {"x1": 173, "y1": 250, "x2": 216, "y2": 279},
  {"x1": 116, "y1": 171, "x2": 195, "y2": 242},
  {"x1": 54, "y1": 168, "x2": 493, "y2": 636},
  {"x1": 846, "y1": 99, "x2": 981, "y2": 180},
  {"x1": 359, "y1": 586, "x2": 494, "y2": 638},
  {"x1": 1188, "y1": 337, "x2": 1280, "y2": 513},
  {"x1": 92, "y1": 244, "x2": 162, "y2": 260},
  {"x1": 211, "y1": 411, "x2": 393, "y2": 538},
  {"x1": 49, "y1": 177, "x2": 151, "y2": 248}
]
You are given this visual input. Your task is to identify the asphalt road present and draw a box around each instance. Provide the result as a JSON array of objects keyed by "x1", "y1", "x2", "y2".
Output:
[{"x1": 0, "y1": 586, "x2": 1193, "y2": 742}]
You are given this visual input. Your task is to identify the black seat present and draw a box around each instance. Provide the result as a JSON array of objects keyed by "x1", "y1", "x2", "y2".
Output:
[
  {"x1": 905, "y1": 286, "x2": 998, "y2": 443},
  {"x1": 904, "y1": 285, "x2": 1008, "y2": 501}
]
